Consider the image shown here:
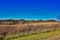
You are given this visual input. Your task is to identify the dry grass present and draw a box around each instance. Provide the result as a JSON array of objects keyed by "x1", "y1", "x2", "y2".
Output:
[{"x1": 0, "y1": 22, "x2": 60, "y2": 40}]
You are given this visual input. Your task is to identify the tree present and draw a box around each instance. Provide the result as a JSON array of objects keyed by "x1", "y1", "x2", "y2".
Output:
[
  {"x1": 26, "y1": 20, "x2": 35, "y2": 23},
  {"x1": 36, "y1": 20, "x2": 43, "y2": 23},
  {"x1": 44, "y1": 20, "x2": 56, "y2": 22}
]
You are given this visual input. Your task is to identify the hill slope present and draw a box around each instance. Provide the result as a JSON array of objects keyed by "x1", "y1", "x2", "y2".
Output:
[{"x1": 4, "y1": 29, "x2": 60, "y2": 40}]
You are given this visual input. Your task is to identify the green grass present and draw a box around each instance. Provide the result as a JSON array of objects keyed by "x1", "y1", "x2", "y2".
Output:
[
  {"x1": 13, "y1": 30, "x2": 60, "y2": 40},
  {"x1": 4, "y1": 29, "x2": 60, "y2": 40}
]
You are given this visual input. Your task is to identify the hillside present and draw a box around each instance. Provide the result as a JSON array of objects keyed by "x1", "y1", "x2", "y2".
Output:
[
  {"x1": 0, "y1": 22, "x2": 60, "y2": 40},
  {"x1": 12, "y1": 30, "x2": 60, "y2": 40}
]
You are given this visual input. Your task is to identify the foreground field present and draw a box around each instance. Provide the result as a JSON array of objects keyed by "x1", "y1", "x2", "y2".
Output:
[
  {"x1": 4, "y1": 29, "x2": 60, "y2": 40},
  {"x1": 0, "y1": 22, "x2": 60, "y2": 40}
]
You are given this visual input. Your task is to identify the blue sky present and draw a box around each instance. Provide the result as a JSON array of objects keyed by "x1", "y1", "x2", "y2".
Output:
[{"x1": 0, "y1": 0, "x2": 60, "y2": 20}]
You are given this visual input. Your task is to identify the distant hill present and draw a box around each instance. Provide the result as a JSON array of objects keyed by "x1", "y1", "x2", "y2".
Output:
[{"x1": 0, "y1": 19, "x2": 58, "y2": 25}]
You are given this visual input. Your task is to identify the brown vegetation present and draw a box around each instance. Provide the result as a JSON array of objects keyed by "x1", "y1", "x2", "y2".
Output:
[{"x1": 0, "y1": 21, "x2": 60, "y2": 37}]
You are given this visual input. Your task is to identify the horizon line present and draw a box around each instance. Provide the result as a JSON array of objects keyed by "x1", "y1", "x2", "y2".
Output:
[{"x1": 0, "y1": 18, "x2": 57, "y2": 20}]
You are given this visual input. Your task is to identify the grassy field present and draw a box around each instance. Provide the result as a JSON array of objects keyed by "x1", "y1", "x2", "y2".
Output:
[
  {"x1": 0, "y1": 22, "x2": 60, "y2": 40},
  {"x1": 4, "y1": 29, "x2": 60, "y2": 40}
]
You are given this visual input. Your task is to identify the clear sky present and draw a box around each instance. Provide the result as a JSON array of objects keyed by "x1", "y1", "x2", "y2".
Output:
[{"x1": 0, "y1": 0, "x2": 60, "y2": 20}]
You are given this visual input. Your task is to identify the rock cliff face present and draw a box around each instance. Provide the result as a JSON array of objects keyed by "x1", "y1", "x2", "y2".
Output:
[{"x1": 0, "y1": 22, "x2": 60, "y2": 36}]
